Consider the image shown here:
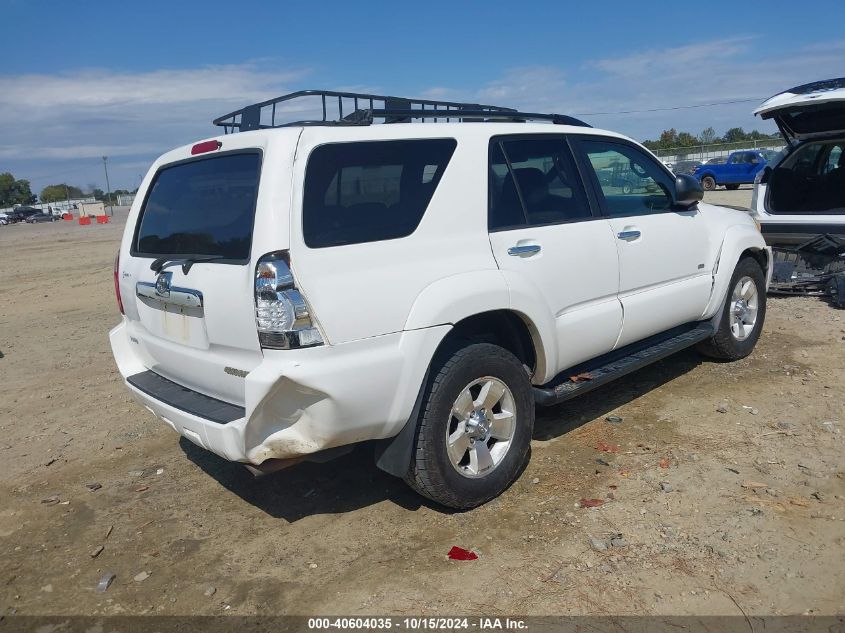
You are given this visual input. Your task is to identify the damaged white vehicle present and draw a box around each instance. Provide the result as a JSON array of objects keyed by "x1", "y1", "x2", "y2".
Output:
[
  {"x1": 750, "y1": 78, "x2": 845, "y2": 300},
  {"x1": 751, "y1": 77, "x2": 845, "y2": 245},
  {"x1": 110, "y1": 90, "x2": 771, "y2": 509}
]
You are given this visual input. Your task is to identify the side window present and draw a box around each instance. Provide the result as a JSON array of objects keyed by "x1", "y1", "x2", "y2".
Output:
[
  {"x1": 823, "y1": 145, "x2": 843, "y2": 174},
  {"x1": 577, "y1": 140, "x2": 674, "y2": 217},
  {"x1": 303, "y1": 139, "x2": 457, "y2": 248},
  {"x1": 489, "y1": 137, "x2": 591, "y2": 231},
  {"x1": 728, "y1": 154, "x2": 742, "y2": 165}
]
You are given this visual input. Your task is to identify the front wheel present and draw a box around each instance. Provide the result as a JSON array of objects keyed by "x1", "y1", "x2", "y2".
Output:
[
  {"x1": 701, "y1": 175, "x2": 716, "y2": 191},
  {"x1": 698, "y1": 257, "x2": 766, "y2": 360},
  {"x1": 405, "y1": 342, "x2": 535, "y2": 509}
]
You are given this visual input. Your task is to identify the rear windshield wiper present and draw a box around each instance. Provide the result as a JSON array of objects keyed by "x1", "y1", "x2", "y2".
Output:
[{"x1": 150, "y1": 255, "x2": 225, "y2": 275}]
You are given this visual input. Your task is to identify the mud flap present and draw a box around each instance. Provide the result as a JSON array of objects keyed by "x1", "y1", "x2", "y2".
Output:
[{"x1": 373, "y1": 368, "x2": 430, "y2": 478}]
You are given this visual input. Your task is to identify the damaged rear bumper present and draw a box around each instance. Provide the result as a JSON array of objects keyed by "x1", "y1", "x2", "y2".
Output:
[{"x1": 109, "y1": 321, "x2": 449, "y2": 465}]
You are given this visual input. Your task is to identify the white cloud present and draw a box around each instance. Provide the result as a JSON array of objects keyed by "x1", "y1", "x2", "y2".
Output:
[
  {"x1": 0, "y1": 62, "x2": 309, "y2": 191},
  {"x1": 1, "y1": 39, "x2": 843, "y2": 195},
  {"x1": 0, "y1": 64, "x2": 307, "y2": 111},
  {"x1": 430, "y1": 37, "x2": 845, "y2": 141},
  {"x1": 591, "y1": 37, "x2": 755, "y2": 78}
]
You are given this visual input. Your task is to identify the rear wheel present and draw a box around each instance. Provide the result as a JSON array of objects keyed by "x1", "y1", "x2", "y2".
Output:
[
  {"x1": 698, "y1": 257, "x2": 766, "y2": 360},
  {"x1": 701, "y1": 175, "x2": 716, "y2": 191},
  {"x1": 405, "y1": 342, "x2": 534, "y2": 509}
]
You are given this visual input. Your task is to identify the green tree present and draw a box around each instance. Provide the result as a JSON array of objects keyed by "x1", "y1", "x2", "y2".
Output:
[
  {"x1": 723, "y1": 127, "x2": 747, "y2": 143},
  {"x1": 0, "y1": 172, "x2": 37, "y2": 207},
  {"x1": 698, "y1": 127, "x2": 718, "y2": 144},
  {"x1": 676, "y1": 132, "x2": 698, "y2": 147},
  {"x1": 40, "y1": 183, "x2": 84, "y2": 203},
  {"x1": 658, "y1": 128, "x2": 679, "y2": 149}
]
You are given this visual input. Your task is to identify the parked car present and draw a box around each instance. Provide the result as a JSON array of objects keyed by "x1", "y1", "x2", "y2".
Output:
[
  {"x1": 693, "y1": 150, "x2": 773, "y2": 191},
  {"x1": 110, "y1": 89, "x2": 771, "y2": 509},
  {"x1": 6, "y1": 206, "x2": 41, "y2": 223},
  {"x1": 672, "y1": 160, "x2": 703, "y2": 175},
  {"x1": 0, "y1": 213, "x2": 9, "y2": 226},
  {"x1": 750, "y1": 77, "x2": 845, "y2": 246},
  {"x1": 25, "y1": 212, "x2": 59, "y2": 223}
]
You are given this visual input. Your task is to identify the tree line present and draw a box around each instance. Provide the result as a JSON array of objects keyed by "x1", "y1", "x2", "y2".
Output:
[
  {"x1": 642, "y1": 127, "x2": 781, "y2": 151},
  {"x1": 0, "y1": 171, "x2": 135, "y2": 207}
]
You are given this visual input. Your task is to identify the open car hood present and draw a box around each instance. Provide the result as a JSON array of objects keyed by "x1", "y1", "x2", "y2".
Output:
[{"x1": 754, "y1": 78, "x2": 845, "y2": 143}]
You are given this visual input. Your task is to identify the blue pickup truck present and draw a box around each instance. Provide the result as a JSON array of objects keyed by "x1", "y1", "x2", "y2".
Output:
[{"x1": 693, "y1": 150, "x2": 780, "y2": 191}]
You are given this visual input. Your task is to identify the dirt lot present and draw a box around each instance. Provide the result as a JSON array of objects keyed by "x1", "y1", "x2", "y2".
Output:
[{"x1": 1, "y1": 201, "x2": 843, "y2": 617}]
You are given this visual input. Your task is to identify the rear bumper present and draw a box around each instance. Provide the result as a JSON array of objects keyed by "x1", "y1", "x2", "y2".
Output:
[{"x1": 109, "y1": 321, "x2": 449, "y2": 464}]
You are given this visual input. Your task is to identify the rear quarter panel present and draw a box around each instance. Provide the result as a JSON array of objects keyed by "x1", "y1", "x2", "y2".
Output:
[{"x1": 288, "y1": 128, "x2": 500, "y2": 344}]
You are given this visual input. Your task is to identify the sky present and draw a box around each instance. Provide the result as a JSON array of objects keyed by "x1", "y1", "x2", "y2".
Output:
[{"x1": 1, "y1": 0, "x2": 844, "y2": 196}]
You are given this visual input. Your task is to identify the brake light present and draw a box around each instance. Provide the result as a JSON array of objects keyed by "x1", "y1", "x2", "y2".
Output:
[
  {"x1": 255, "y1": 251, "x2": 324, "y2": 349},
  {"x1": 114, "y1": 251, "x2": 124, "y2": 315},
  {"x1": 191, "y1": 140, "x2": 222, "y2": 155}
]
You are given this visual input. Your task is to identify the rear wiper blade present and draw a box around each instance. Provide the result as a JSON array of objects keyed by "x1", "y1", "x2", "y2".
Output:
[{"x1": 150, "y1": 255, "x2": 224, "y2": 275}]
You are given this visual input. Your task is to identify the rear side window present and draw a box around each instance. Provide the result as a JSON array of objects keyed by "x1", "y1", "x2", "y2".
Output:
[
  {"x1": 489, "y1": 137, "x2": 592, "y2": 230},
  {"x1": 133, "y1": 152, "x2": 261, "y2": 261},
  {"x1": 303, "y1": 139, "x2": 457, "y2": 248}
]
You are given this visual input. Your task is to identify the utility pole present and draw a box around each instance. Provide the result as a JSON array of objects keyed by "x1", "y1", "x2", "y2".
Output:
[
  {"x1": 102, "y1": 156, "x2": 113, "y2": 216},
  {"x1": 65, "y1": 183, "x2": 70, "y2": 211}
]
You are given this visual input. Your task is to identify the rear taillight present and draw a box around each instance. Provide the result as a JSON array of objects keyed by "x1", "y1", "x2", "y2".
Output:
[
  {"x1": 255, "y1": 251, "x2": 323, "y2": 349},
  {"x1": 114, "y1": 251, "x2": 125, "y2": 315}
]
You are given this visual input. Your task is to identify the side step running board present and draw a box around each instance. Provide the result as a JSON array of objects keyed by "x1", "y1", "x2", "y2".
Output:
[{"x1": 533, "y1": 322, "x2": 714, "y2": 407}]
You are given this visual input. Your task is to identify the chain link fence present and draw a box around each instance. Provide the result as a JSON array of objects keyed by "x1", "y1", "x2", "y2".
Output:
[{"x1": 653, "y1": 138, "x2": 787, "y2": 164}]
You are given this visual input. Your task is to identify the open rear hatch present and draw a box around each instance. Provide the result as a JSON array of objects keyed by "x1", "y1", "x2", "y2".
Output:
[
  {"x1": 755, "y1": 77, "x2": 845, "y2": 143},
  {"x1": 122, "y1": 150, "x2": 264, "y2": 407}
]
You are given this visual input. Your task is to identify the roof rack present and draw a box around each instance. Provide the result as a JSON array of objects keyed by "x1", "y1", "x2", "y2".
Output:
[{"x1": 212, "y1": 89, "x2": 590, "y2": 133}]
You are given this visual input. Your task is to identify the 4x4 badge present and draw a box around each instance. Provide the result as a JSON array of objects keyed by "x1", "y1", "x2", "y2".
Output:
[{"x1": 154, "y1": 271, "x2": 172, "y2": 298}]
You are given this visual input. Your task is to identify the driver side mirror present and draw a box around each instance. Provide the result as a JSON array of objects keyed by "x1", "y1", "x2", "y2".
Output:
[{"x1": 674, "y1": 174, "x2": 703, "y2": 209}]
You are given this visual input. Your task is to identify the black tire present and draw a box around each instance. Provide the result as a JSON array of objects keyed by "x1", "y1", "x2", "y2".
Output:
[
  {"x1": 622, "y1": 182, "x2": 633, "y2": 194},
  {"x1": 725, "y1": 184, "x2": 740, "y2": 191},
  {"x1": 405, "y1": 342, "x2": 535, "y2": 509},
  {"x1": 697, "y1": 257, "x2": 767, "y2": 360},
  {"x1": 701, "y1": 175, "x2": 716, "y2": 191}
]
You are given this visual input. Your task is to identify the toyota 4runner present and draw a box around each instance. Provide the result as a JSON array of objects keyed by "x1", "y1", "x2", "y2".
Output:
[{"x1": 110, "y1": 90, "x2": 772, "y2": 509}]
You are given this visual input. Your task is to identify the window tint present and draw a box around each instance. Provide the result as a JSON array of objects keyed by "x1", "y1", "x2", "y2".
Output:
[
  {"x1": 579, "y1": 140, "x2": 674, "y2": 217},
  {"x1": 303, "y1": 139, "x2": 456, "y2": 248},
  {"x1": 489, "y1": 137, "x2": 591, "y2": 230},
  {"x1": 134, "y1": 153, "x2": 261, "y2": 260}
]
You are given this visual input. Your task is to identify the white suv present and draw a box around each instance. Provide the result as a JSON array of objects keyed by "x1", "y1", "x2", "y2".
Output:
[
  {"x1": 751, "y1": 77, "x2": 845, "y2": 245},
  {"x1": 110, "y1": 90, "x2": 772, "y2": 509}
]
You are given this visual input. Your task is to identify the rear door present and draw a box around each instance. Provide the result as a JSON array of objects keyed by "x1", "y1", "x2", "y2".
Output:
[
  {"x1": 120, "y1": 150, "x2": 265, "y2": 405},
  {"x1": 487, "y1": 135, "x2": 622, "y2": 374},
  {"x1": 754, "y1": 78, "x2": 845, "y2": 143},
  {"x1": 572, "y1": 136, "x2": 712, "y2": 348}
]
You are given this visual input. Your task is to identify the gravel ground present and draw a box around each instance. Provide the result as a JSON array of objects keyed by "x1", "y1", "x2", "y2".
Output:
[
  {"x1": 703, "y1": 187, "x2": 754, "y2": 208},
  {"x1": 0, "y1": 208, "x2": 843, "y2": 617}
]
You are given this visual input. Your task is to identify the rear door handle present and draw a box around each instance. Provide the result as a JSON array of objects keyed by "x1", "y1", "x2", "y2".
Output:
[
  {"x1": 617, "y1": 230, "x2": 641, "y2": 240},
  {"x1": 507, "y1": 244, "x2": 541, "y2": 257}
]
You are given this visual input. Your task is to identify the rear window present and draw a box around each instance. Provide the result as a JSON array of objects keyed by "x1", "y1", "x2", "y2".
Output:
[
  {"x1": 303, "y1": 139, "x2": 457, "y2": 248},
  {"x1": 133, "y1": 152, "x2": 261, "y2": 261}
]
